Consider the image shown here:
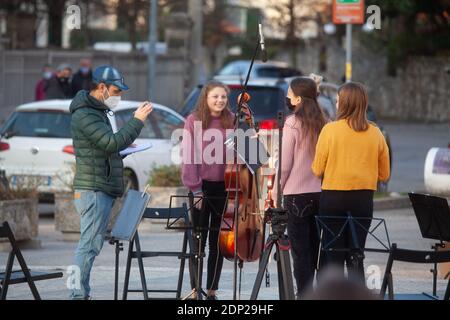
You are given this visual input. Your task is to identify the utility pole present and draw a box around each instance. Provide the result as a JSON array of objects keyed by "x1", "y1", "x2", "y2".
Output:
[
  {"x1": 148, "y1": 0, "x2": 158, "y2": 100},
  {"x1": 333, "y1": 0, "x2": 364, "y2": 83},
  {"x1": 345, "y1": 23, "x2": 352, "y2": 82},
  {"x1": 188, "y1": 0, "x2": 203, "y2": 89}
]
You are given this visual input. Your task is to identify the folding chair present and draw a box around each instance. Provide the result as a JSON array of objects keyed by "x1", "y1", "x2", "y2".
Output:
[
  {"x1": 122, "y1": 203, "x2": 194, "y2": 300},
  {"x1": 0, "y1": 221, "x2": 63, "y2": 300},
  {"x1": 380, "y1": 243, "x2": 450, "y2": 300}
]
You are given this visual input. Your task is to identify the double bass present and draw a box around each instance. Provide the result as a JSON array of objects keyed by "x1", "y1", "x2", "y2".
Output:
[{"x1": 219, "y1": 93, "x2": 265, "y2": 262}]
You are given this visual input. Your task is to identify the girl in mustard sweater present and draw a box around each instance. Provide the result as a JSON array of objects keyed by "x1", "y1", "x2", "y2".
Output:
[{"x1": 311, "y1": 82, "x2": 390, "y2": 283}]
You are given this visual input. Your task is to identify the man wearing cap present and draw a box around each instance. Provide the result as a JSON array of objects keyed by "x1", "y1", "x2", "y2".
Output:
[{"x1": 69, "y1": 65, "x2": 153, "y2": 300}]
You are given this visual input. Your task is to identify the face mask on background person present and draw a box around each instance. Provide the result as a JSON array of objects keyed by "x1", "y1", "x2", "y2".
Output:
[
  {"x1": 43, "y1": 72, "x2": 53, "y2": 80},
  {"x1": 80, "y1": 67, "x2": 90, "y2": 75},
  {"x1": 286, "y1": 97, "x2": 295, "y2": 110},
  {"x1": 102, "y1": 88, "x2": 121, "y2": 109},
  {"x1": 58, "y1": 77, "x2": 69, "y2": 84}
]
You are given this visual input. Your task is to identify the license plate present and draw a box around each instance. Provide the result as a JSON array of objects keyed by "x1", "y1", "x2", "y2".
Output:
[{"x1": 10, "y1": 175, "x2": 52, "y2": 187}]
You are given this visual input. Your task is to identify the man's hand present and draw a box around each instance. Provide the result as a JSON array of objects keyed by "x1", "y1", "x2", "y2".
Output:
[{"x1": 134, "y1": 101, "x2": 153, "y2": 123}]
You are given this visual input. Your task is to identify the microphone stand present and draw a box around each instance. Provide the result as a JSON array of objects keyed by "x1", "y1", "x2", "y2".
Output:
[{"x1": 231, "y1": 34, "x2": 263, "y2": 301}]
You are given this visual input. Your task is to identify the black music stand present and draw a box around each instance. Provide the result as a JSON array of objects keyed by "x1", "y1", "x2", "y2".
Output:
[
  {"x1": 315, "y1": 213, "x2": 391, "y2": 281},
  {"x1": 108, "y1": 189, "x2": 151, "y2": 300},
  {"x1": 408, "y1": 192, "x2": 450, "y2": 296},
  {"x1": 122, "y1": 199, "x2": 194, "y2": 300}
]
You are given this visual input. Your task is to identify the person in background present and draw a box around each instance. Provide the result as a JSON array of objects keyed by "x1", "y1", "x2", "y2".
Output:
[
  {"x1": 311, "y1": 81, "x2": 390, "y2": 283},
  {"x1": 35, "y1": 64, "x2": 53, "y2": 101},
  {"x1": 72, "y1": 58, "x2": 93, "y2": 96},
  {"x1": 45, "y1": 63, "x2": 73, "y2": 99}
]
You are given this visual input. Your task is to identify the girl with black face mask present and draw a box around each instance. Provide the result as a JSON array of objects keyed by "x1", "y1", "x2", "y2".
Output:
[
  {"x1": 280, "y1": 77, "x2": 327, "y2": 299},
  {"x1": 286, "y1": 96, "x2": 296, "y2": 111}
]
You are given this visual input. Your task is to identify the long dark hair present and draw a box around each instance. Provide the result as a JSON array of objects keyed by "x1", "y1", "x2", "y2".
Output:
[
  {"x1": 290, "y1": 77, "x2": 327, "y2": 155},
  {"x1": 194, "y1": 81, "x2": 233, "y2": 130},
  {"x1": 337, "y1": 82, "x2": 369, "y2": 132}
]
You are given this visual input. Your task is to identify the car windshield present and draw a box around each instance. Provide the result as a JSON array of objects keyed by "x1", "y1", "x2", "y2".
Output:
[
  {"x1": 181, "y1": 86, "x2": 284, "y2": 119},
  {"x1": 1, "y1": 111, "x2": 72, "y2": 138},
  {"x1": 115, "y1": 107, "x2": 183, "y2": 139},
  {"x1": 256, "y1": 67, "x2": 302, "y2": 78}
]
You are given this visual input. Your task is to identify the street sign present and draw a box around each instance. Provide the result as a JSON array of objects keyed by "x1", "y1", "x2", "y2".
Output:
[{"x1": 333, "y1": 0, "x2": 365, "y2": 24}]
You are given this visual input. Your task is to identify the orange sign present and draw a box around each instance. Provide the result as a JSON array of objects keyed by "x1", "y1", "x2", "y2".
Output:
[{"x1": 333, "y1": 0, "x2": 365, "y2": 24}]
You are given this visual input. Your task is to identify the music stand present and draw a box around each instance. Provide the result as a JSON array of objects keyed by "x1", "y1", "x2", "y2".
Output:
[
  {"x1": 108, "y1": 189, "x2": 151, "y2": 300},
  {"x1": 315, "y1": 213, "x2": 391, "y2": 280},
  {"x1": 408, "y1": 192, "x2": 450, "y2": 296}
]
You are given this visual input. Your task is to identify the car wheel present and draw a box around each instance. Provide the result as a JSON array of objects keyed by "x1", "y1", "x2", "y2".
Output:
[{"x1": 123, "y1": 169, "x2": 139, "y2": 192}]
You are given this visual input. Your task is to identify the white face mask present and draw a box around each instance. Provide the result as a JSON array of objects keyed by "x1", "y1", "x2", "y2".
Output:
[
  {"x1": 102, "y1": 88, "x2": 121, "y2": 109},
  {"x1": 43, "y1": 71, "x2": 53, "y2": 80}
]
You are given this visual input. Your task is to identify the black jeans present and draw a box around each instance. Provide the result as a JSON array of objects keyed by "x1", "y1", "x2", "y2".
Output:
[
  {"x1": 284, "y1": 192, "x2": 321, "y2": 297},
  {"x1": 189, "y1": 180, "x2": 226, "y2": 291},
  {"x1": 318, "y1": 190, "x2": 374, "y2": 283}
]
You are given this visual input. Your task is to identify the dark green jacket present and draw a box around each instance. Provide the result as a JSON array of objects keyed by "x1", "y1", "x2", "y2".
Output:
[{"x1": 70, "y1": 90, "x2": 144, "y2": 197}]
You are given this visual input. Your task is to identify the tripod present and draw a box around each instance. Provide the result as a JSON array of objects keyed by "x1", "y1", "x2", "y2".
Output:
[{"x1": 250, "y1": 207, "x2": 295, "y2": 300}]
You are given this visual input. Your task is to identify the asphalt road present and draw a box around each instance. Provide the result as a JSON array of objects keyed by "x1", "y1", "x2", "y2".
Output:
[
  {"x1": 2, "y1": 207, "x2": 448, "y2": 300},
  {"x1": 380, "y1": 120, "x2": 448, "y2": 193}
]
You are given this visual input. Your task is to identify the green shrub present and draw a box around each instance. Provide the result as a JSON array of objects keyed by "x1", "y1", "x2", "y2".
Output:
[{"x1": 148, "y1": 165, "x2": 182, "y2": 187}]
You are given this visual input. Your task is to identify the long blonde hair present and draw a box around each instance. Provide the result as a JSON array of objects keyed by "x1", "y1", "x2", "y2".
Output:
[
  {"x1": 194, "y1": 81, "x2": 233, "y2": 130},
  {"x1": 337, "y1": 82, "x2": 369, "y2": 132}
]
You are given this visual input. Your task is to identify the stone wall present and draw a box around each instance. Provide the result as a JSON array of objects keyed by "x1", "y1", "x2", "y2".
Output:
[
  {"x1": 276, "y1": 38, "x2": 450, "y2": 122},
  {"x1": 0, "y1": 198, "x2": 38, "y2": 241}
]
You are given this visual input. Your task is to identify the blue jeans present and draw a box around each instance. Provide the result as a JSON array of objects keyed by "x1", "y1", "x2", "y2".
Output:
[{"x1": 70, "y1": 190, "x2": 115, "y2": 299}]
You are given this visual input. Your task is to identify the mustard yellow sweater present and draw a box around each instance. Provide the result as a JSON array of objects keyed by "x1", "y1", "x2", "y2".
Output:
[{"x1": 311, "y1": 119, "x2": 390, "y2": 191}]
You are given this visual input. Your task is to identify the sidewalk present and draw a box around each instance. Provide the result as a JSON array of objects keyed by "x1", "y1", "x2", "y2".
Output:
[{"x1": 1, "y1": 207, "x2": 448, "y2": 300}]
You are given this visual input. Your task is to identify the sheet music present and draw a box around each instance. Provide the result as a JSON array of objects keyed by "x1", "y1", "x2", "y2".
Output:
[{"x1": 119, "y1": 142, "x2": 153, "y2": 156}]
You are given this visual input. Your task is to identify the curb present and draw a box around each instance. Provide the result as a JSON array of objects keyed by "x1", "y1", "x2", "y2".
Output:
[{"x1": 374, "y1": 196, "x2": 411, "y2": 211}]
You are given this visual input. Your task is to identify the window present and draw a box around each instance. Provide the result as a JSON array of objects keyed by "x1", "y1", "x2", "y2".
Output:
[
  {"x1": 115, "y1": 108, "x2": 183, "y2": 139},
  {"x1": 2, "y1": 111, "x2": 72, "y2": 138},
  {"x1": 151, "y1": 109, "x2": 184, "y2": 139}
]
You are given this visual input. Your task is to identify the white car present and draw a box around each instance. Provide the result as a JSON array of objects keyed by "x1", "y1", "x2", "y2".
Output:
[{"x1": 0, "y1": 99, "x2": 185, "y2": 195}]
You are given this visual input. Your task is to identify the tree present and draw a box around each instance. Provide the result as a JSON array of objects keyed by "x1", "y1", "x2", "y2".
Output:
[
  {"x1": 365, "y1": 0, "x2": 450, "y2": 76},
  {"x1": 203, "y1": 0, "x2": 228, "y2": 71},
  {"x1": 263, "y1": 0, "x2": 330, "y2": 68},
  {"x1": 0, "y1": 0, "x2": 41, "y2": 49},
  {"x1": 42, "y1": 0, "x2": 67, "y2": 47}
]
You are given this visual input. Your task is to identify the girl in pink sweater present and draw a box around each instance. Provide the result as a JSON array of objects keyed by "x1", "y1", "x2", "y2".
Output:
[
  {"x1": 181, "y1": 81, "x2": 234, "y2": 300},
  {"x1": 281, "y1": 77, "x2": 327, "y2": 298}
]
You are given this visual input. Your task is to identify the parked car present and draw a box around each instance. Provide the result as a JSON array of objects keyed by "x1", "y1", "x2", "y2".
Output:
[
  {"x1": 0, "y1": 100, "x2": 185, "y2": 197},
  {"x1": 180, "y1": 77, "x2": 392, "y2": 191},
  {"x1": 180, "y1": 78, "x2": 289, "y2": 130},
  {"x1": 215, "y1": 60, "x2": 302, "y2": 81},
  {"x1": 181, "y1": 78, "x2": 341, "y2": 128}
]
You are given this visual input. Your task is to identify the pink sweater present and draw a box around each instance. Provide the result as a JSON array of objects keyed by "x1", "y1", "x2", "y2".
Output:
[
  {"x1": 181, "y1": 114, "x2": 229, "y2": 193},
  {"x1": 280, "y1": 115, "x2": 322, "y2": 195}
]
